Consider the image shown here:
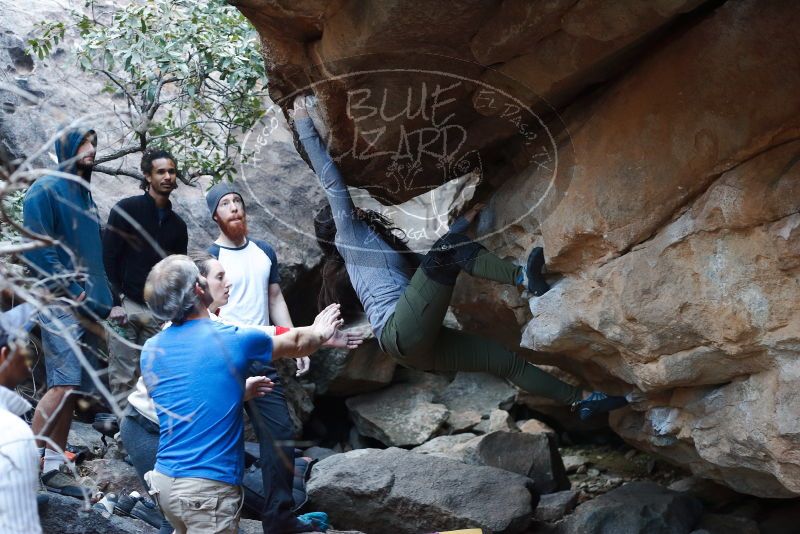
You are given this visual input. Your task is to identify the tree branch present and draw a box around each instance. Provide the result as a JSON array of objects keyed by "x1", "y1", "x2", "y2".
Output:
[
  {"x1": 94, "y1": 144, "x2": 143, "y2": 165},
  {"x1": 92, "y1": 164, "x2": 143, "y2": 181},
  {"x1": 0, "y1": 240, "x2": 51, "y2": 256},
  {"x1": 99, "y1": 69, "x2": 140, "y2": 114}
]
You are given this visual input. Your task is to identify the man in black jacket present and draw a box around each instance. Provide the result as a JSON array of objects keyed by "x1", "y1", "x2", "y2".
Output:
[{"x1": 103, "y1": 148, "x2": 188, "y2": 408}]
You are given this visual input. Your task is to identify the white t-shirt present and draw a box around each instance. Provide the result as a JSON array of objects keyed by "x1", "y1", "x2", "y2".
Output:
[
  {"x1": 0, "y1": 387, "x2": 42, "y2": 534},
  {"x1": 209, "y1": 238, "x2": 281, "y2": 327}
]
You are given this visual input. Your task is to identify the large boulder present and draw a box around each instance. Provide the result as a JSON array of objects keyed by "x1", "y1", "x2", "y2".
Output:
[
  {"x1": 307, "y1": 447, "x2": 537, "y2": 534},
  {"x1": 413, "y1": 430, "x2": 569, "y2": 494},
  {"x1": 39, "y1": 493, "x2": 157, "y2": 534},
  {"x1": 237, "y1": 0, "x2": 712, "y2": 204},
  {"x1": 237, "y1": 0, "x2": 800, "y2": 497},
  {"x1": 557, "y1": 482, "x2": 703, "y2": 534},
  {"x1": 237, "y1": 0, "x2": 800, "y2": 496},
  {"x1": 527, "y1": 128, "x2": 800, "y2": 493},
  {"x1": 434, "y1": 372, "x2": 516, "y2": 431},
  {"x1": 345, "y1": 382, "x2": 449, "y2": 446}
]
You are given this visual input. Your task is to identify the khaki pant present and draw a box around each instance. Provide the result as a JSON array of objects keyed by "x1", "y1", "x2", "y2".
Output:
[
  {"x1": 107, "y1": 297, "x2": 160, "y2": 408},
  {"x1": 145, "y1": 470, "x2": 243, "y2": 534}
]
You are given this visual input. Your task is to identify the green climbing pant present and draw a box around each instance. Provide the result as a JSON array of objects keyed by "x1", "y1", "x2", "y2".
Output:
[{"x1": 380, "y1": 248, "x2": 583, "y2": 405}]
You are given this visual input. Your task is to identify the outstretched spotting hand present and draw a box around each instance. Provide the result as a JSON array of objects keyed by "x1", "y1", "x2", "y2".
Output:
[
  {"x1": 312, "y1": 303, "x2": 345, "y2": 345},
  {"x1": 244, "y1": 375, "x2": 274, "y2": 401},
  {"x1": 322, "y1": 326, "x2": 366, "y2": 350}
]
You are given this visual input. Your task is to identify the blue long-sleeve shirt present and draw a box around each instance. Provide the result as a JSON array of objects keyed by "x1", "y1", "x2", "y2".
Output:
[
  {"x1": 296, "y1": 118, "x2": 415, "y2": 341},
  {"x1": 22, "y1": 126, "x2": 112, "y2": 318}
]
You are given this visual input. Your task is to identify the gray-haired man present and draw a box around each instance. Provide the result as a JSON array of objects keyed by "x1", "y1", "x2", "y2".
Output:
[{"x1": 140, "y1": 255, "x2": 341, "y2": 534}]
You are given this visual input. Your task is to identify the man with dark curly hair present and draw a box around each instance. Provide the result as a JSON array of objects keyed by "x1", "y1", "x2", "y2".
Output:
[{"x1": 102, "y1": 148, "x2": 188, "y2": 408}]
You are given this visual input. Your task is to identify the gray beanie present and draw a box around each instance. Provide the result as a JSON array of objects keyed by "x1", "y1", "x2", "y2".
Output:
[{"x1": 206, "y1": 182, "x2": 244, "y2": 218}]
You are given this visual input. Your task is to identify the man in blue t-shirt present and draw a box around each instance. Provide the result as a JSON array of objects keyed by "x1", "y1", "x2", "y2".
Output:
[{"x1": 140, "y1": 255, "x2": 342, "y2": 534}]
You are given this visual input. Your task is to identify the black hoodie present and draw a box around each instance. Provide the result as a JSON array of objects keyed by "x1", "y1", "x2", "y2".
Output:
[{"x1": 103, "y1": 192, "x2": 188, "y2": 305}]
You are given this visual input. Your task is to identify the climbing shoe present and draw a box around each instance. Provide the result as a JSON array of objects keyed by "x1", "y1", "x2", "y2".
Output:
[
  {"x1": 573, "y1": 392, "x2": 629, "y2": 421},
  {"x1": 41, "y1": 467, "x2": 90, "y2": 499},
  {"x1": 297, "y1": 511, "x2": 330, "y2": 532},
  {"x1": 518, "y1": 247, "x2": 550, "y2": 296}
]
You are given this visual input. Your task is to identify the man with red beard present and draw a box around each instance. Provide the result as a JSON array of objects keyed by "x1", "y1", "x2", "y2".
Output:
[{"x1": 205, "y1": 182, "x2": 319, "y2": 533}]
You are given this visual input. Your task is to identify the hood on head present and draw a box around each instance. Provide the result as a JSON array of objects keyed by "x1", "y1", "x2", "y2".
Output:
[{"x1": 55, "y1": 124, "x2": 95, "y2": 176}]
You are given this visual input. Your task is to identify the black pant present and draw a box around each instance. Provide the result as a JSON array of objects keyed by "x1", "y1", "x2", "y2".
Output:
[{"x1": 245, "y1": 363, "x2": 305, "y2": 533}]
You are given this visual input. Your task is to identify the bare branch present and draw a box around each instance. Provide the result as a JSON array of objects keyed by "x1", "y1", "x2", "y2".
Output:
[
  {"x1": 93, "y1": 143, "x2": 143, "y2": 165},
  {"x1": 92, "y1": 164, "x2": 143, "y2": 181},
  {"x1": 99, "y1": 69, "x2": 140, "y2": 114},
  {"x1": 0, "y1": 240, "x2": 51, "y2": 255}
]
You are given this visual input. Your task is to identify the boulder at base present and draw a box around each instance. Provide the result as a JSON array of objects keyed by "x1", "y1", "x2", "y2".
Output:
[
  {"x1": 557, "y1": 481, "x2": 703, "y2": 534},
  {"x1": 346, "y1": 384, "x2": 449, "y2": 446},
  {"x1": 39, "y1": 493, "x2": 157, "y2": 534},
  {"x1": 307, "y1": 447, "x2": 537, "y2": 534}
]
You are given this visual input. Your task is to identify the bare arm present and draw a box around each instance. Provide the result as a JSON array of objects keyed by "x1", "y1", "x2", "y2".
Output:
[
  {"x1": 271, "y1": 304, "x2": 343, "y2": 359},
  {"x1": 268, "y1": 283, "x2": 294, "y2": 327},
  {"x1": 268, "y1": 282, "x2": 311, "y2": 375}
]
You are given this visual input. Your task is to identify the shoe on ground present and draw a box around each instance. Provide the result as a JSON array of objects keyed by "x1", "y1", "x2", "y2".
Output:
[
  {"x1": 294, "y1": 511, "x2": 330, "y2": 532},
  {"x1": 92, "y1": 493, "x2": 118, "y2": 518},
  {"x1": 129, "y1": 497, "x2": 166, "y2": 529},
  {"x1": 574, "y1": 392, "x2": 629, "y2": 421},
  {"x1": 41, "y1": 467, "x2": 90, "y2": 499},
  {"x1": 523, "y1": 247, "x2": 550, "y2": 296},
  {"x1": 113, "y1": 491, "x2": 140, "y2": 516}
]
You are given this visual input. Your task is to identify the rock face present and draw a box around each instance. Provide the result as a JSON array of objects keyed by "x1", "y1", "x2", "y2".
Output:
[
  {"x1": 345, "y1": 381, "x2": 448, "y2": 446},
  {"x1": 518, "y1": 0, "x2": 800, "y2": 497},
  {"x1": 557, "y1": 481, "x2": 703, "y2": 534},
  {"x1": 40, "y1": 493, "x2": 157, "y2": 534},
  {"x1": 80, "y1": 458, "x2": 147, "y2": 497},
  {"x1": 434, "y1": 372, "x2": 516, "y2": 432},
  {"x1": 239, "y1": 0, "x2": 800, "y2": 496},
  {"x1": 412, "y1": 430, "x2": 569, "y2": 495},
  {"x1": 306, "y1": 447, "x2": 537, "y2": 534}
]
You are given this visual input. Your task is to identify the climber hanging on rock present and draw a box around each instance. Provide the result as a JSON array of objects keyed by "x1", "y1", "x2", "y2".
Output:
[{"x1": 292, "y1": 95, "x2": 629, "y2": 420}]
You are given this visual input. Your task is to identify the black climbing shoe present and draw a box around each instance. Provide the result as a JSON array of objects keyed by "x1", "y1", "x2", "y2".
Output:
[
  {"x1": 574, "y1": 392, "x2": 629, "y2": 421},
  {"x1": 130, "y1": 496, "x2": 166, "y2": 528},
  {"x1": 41, "y1": 467, "x2": 89, "y2": 499},
  {"x1": 524, "y1": 247, "x2": 550, "y2": 296}
]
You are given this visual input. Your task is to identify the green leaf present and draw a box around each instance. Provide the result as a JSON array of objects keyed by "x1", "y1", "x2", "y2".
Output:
[{"x1": 35, "y1": 0, "x2": 267, "y2": 182}]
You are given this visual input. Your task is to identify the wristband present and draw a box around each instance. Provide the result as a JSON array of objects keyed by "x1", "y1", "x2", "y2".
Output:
[{"x1": 275, "y1": 326, "x2": 290, "y2": 335}]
